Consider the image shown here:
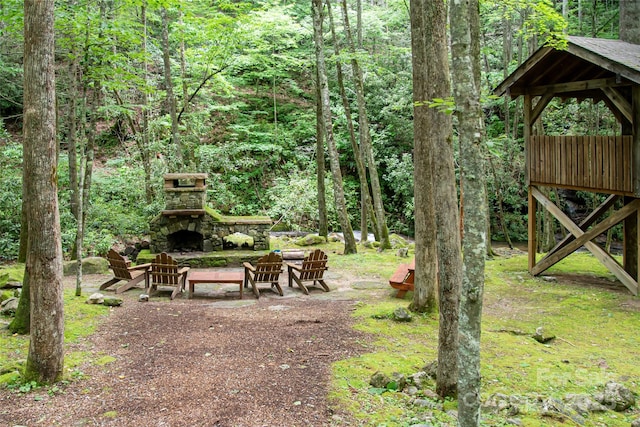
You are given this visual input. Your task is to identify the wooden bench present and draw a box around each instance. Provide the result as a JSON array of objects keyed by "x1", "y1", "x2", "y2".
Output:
[{"x1": 389, "y1": 260, "x2": 415, "y2": 298}]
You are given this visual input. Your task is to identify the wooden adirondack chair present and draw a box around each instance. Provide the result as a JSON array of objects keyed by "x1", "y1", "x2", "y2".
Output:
[
  {"x1": 145, "y1": 252, "x2": 190, "y2": 300},
  {"x1": 99, "y1": 249, "x2": 151, "y2": 294},
  {"x1": 243, "y1": 252, "x2": 283, "y2": 298},
  {"x1": 286, "y1": 249, "x2": 329, "y2": 295}
]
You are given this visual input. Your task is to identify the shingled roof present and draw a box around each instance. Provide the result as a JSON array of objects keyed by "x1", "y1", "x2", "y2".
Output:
[{"x1": 494, "y1": 36, "x2": 640, "y2": 99}]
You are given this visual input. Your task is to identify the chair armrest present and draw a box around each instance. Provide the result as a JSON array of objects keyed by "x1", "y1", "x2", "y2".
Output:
[
  {"x1": 242, "y1": 262, "x2": 255, "y2": 272},
  {"x1": 129, "y1": 263, "x2": 151, "y2": 271},
  {"x1": 178, "y1": 267, "x2": 190, "y2": 275},
  {"x1": 285, "y1": 262, "x2": 302, "y2": 272}
]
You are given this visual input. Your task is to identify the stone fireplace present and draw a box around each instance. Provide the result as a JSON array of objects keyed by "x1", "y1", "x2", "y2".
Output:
[{"x1": 149, "y1": 173, "x2": 271, "y2": 253}]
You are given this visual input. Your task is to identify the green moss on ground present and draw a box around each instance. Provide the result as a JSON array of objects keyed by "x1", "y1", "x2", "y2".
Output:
[
  {"x1": 329, "y1": 251, "x2": 640, "y2": 427},
  {"x1": 0, "y1": 288, "x2": 111, "y2": 388}
]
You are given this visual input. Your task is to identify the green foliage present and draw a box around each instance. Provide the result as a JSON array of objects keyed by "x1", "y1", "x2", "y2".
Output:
[
  {"x1": 485, "y1": 137, "x2": 528, "y2": 241},
  {"x1": 0, "y1": 142, "x2": 22, "y2": 259}
]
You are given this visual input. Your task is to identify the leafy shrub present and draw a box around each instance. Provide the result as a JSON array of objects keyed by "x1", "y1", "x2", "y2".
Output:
[{"x1": 0, "y1": 142, "x2": 23, "y2": 259}]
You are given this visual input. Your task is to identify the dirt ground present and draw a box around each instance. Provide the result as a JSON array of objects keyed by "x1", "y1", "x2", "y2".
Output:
[{"x1": 0, "y1": 267, "x2": 384, "y2": 427}]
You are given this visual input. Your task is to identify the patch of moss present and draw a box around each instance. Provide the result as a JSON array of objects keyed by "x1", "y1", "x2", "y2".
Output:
[
  {"x1": 204, "y1": 205, "x2": 223, "y2": 221},
  {"x1": 0, "y1": 264, "x2": 24, "y2": 283},
  {"x1": 95, "y1": 355, "x2": 117, "y2": 366},
  {"x1": 330, "y1": 252, "x2": 640, "y2": 427},
  {"x1": 294, "y1": 234, "x2": 327, "y2": 246},
  {"x1": 102, "y1": 411, "x2": 118, "y2": 418}
]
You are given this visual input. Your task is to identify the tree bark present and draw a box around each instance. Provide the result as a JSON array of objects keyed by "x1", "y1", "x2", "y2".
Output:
[
  {"x1": 162, "y1": 7, "x2": 181, "y2": 165},
  {"x1": 408, "y1": 0, "x2": 438, "y2": 313},
  {"x1": 425, "y1": 1, "x2": 463, "y2": 398},
  {"x1": 139, "y1": 4, "x2": 153, "y2": 204},
  {"x1": 327, "y1": 0, "x2": 372, "y2": 243},
  {"x1": 315, "y1": 65, "x2": 328, "y2": 238},
  {"x1": 620, "y1": 0, "x2": 640, "y2": 43},
  {"x1": 312, "y1": 0, "x2": 357, "y2": 254},
  {"x1": 22, "y1": 0, "x2": 65, "y2": 384},
  {"x1": 341, "y1": 0, "x2": 391, "y2": 249},
  {"x1": 450, "y1": 0, "x2": 487, "y2": 425}
]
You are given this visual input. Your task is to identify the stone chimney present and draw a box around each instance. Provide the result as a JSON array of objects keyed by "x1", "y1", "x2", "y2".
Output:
[{"x1": 163, "y1": 173, "x2": 207, "y2": 212}]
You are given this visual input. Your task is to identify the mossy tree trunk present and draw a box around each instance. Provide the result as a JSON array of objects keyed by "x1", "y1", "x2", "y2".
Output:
[
  {"x1": 450, "y1": 0, "x2": 487, "y2": 425},
  {"x1": 341, "y1": 0, "x2": 390, "y2": 249},
  {"x1": 312, "y1": 0, "x2": 357, "y2": 254},
  {"x1": 427, "y1": 0, "x2": 463, "y2": 398},
  {"x1": 326, "y1": 0, "x2": 372, "y2": 243},
  {"x1": 315, "y1": 65, "x2": 328, "y2": 239}
]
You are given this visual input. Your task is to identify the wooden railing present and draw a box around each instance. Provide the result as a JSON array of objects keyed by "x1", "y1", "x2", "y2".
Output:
[{"x1": 529, "y1": 135, "x2": 633, "y2": 195}]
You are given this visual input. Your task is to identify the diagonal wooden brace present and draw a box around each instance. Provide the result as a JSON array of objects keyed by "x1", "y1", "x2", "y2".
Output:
[{"x1": 531, "y1": 187, "x2": 639, "y2": 295}]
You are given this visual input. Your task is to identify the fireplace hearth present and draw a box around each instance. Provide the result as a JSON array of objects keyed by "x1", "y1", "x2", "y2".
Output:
[{"x1": 149, "y1": 173, "x2": 271, "y2": 253}]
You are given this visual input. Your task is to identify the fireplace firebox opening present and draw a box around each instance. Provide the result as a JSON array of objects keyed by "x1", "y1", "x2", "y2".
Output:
[{"x1": 168, "y1": 230, "x2": 203, "y2": 252}]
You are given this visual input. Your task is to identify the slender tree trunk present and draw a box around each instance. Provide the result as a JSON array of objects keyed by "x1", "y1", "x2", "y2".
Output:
[
  {"x1": 620, "y1": 0, "x2": 640, "y2": 44},
  {"x1": 426, "y1": 0, "x2": 463, "y2": 398},
  {"x1": 315, "y1": 66, "x2": 328, "y2": 238},
  {"x1": 327, "y1": 0, "x2": 372, "y2": 243},
  {"x1": 162, "y1": 8, "x2": 181, "y2": 165},
  {"x1": 10, "y1": 157, "x2": 30, "y2": 332},
  {"x1": 450, "y1": 0, "x2": 487, "y2": 425},
  {"x1": 340, "y1": 0, "x2": 391, "y2": 249},
  {"x1": 139, "y1": 4, "x2": 153, "y2": 204},
  {"x1": 408, "y1": 0, "x2": 438, "y2": 313},
  {"x1": 22, "y1": 0, "x2": 65, "y2": 384},
  {"x1": 312, "y1": 0, "x2": 357, "y2": 254}
]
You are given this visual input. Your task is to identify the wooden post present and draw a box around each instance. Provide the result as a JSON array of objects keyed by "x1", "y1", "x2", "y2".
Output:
[
  {"x1": 528, "y1": 187, "x2": 537, "y2": 272},
  {"x1": 524, "y1": 94, "x2": 536, "y2": 271},
  {"x1": 624, "y1": 86, "x2": 640, "y2": 280}
]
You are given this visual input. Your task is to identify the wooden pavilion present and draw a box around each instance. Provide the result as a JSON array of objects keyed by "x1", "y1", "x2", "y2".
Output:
[{"x1": 494, "y1": 36, "x2": 640, "y2": 295}]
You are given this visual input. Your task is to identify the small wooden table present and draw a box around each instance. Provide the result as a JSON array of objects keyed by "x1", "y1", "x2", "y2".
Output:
[{"x1": 187, "y1": 271, "x2": 245, "y2": 299}]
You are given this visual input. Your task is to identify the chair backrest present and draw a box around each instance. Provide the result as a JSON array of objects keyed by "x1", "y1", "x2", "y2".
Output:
[
  {"x1": 106, "y1": 249, "x2": 133, "y2": 280},
  {"x1": 149, "y1": 252, "x2": 182, "y2": 287},
  {"x1": 254, "y1": 252, "x2": 283, "y2": 282},
  {"x1": 299, "y1": 249, "x2": 328, "y2": 281}
]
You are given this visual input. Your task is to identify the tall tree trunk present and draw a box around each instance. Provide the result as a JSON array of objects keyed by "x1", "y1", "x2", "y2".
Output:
[
  {"x1": 315, "y1": 66, "x2": 328, "y2": 238},
  {"x1": 312, "y1": 0, "x2": 357, "y2": 254},
  {"x1": 620, "y1": 0, "x2": 640, "y2": 44},
  {"x1": 162, "y1": 8, "x2": 181, "y2": 165},
  {"x1": 340, "y1": 0, "x2": 391, "y2": 249},
  {"x1": 408, "y1": 0, "x2": 438, "y2": 313},
  {"x1": 327, "y1": 0, "x2": 372, "y2": 243},
  {"x1": 426, "y1": 1, "x2": 463, "y2": 398},
  {"x1": 22, "y1": 0, "x2": 65, "y2": 384},
  {"x1": 10, "y1": 160, "x2": 30, "y2": 332},
  {"x1": 139, "y1": 3, "x2": 153, "y2": 204},
  {"x1": 450, "y1": 0, "x2": 487, "y2": 425}
]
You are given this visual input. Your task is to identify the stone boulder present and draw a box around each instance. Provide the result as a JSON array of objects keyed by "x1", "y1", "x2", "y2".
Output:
[
  {"x1": 294, "y1": 234, "x2": 327, "y2": 247},
  {"x1": 370, "y1": 371, "x2": 391, "y2": 388},
  {"x1": 0, "y1": 297, "x2": 19, "y2": 316},
  {"x1": 564, "y1": 394, "x2": 608, "y2": 416},
  {"x1": 539, "y1": 397, "x2": 585, "y2": 425},
  {"x1": 392, "y1": 307, "x2": 412, "y2": 322},
  {"x1": 594, "y1": 381, "x2": 635, "y2": 412},
  {"x1": 103, "y1": 297, "x2": 123, "y2": 307},
  {"x1": 86, "y1": 293, "x2": 105, "y2": 305},
  {"x1": 63, "y1": 257, "x2": 110, "y2": 276},
  {"x1": 389, "y1": 233, "x2": 408, "y2": 248}
]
